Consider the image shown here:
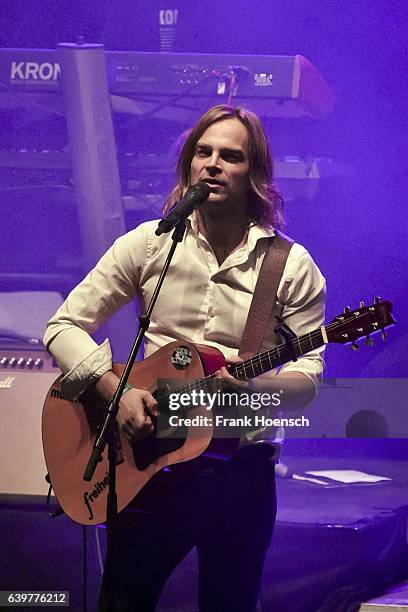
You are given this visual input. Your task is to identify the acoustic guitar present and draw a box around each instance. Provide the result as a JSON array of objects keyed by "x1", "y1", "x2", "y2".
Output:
[{"x1": 42, "y1": 299, "x2": 395, "y2": 524}]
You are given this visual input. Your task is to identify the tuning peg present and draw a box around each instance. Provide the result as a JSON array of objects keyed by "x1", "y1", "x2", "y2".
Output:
[
  {"x1": 381, "y1": 329, "x2": 387, "y2": 340},
  {"x1": 344, "y1": 306, "x2": 350, "y2": 314},
  {"x1": 364, "y1": 335, "x2": 374, "y2": 347},
  {"x1": 351, "y1": 341, "x2": 359, "y2": 351},
  {"x1": 374, "y1": 296, "x2": 381, "y2": 304},
  {"x1": 359, "y1": 301, "x2": 365, "y2": 308}
]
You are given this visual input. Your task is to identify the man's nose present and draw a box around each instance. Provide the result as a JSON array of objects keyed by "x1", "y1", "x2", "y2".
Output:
[{"x1": 205, "y1": 153, "x2": 222, "y2": 175}]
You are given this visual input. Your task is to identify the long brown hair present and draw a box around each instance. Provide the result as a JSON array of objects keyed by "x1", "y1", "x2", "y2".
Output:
[{"x1": 163, "y1": 105, "x2": 284, "y2": 229}]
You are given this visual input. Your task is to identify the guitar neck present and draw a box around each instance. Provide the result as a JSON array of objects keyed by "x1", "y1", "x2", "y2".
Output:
[
  {"x1": 175, "y1": 326, "x2": 326, "y2": 402},
  {"x1": 229, "y1": 326, "x2": 326, "y2": 381},
  {"x1": 177, "y1": 298, "x2": 395, "y2": 398}
]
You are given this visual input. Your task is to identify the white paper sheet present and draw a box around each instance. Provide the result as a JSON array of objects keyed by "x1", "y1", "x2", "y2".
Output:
[{"x1": 305, "y1": 469, "x2": 392, "y2": 483}]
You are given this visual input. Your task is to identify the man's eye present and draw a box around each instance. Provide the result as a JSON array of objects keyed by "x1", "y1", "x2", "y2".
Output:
[
  {"x1": 223, "y1": 153, "x2": 241, "y2": 162},
  {"x1": 196, "y1": 148, "x2": 210, "y2": 157}
]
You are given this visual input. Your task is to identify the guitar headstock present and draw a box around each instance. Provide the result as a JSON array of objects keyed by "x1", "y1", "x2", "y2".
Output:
[{"x1": 326, "y1": 298, "x2": 395, "y2": 348}]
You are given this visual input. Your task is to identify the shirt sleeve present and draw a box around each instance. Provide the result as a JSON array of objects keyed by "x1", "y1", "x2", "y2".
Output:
[
  {"x1": 43, "y1": 224, "x2": 151, "y2": 399},
  {"x1": 277, "y1": 247, "x2": 326, "y2": 390}
]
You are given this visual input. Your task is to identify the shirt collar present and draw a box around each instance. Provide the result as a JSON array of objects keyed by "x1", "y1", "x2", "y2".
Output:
[
  {"x1": 187, "y1": 211, "x2": 200, "y2": 235},
  {"x1": 246, "y1": 222, "x2": 275, "y2": 253},
  {"x1": 188, "y1": 211, "x2": 275, "y2": 250}
]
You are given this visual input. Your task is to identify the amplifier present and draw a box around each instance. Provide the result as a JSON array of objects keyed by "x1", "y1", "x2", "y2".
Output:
[{"x1": 0, "y1": 342, "x2": 59, "y2": 496}]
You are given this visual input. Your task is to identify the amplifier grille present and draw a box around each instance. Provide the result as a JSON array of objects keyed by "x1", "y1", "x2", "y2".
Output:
[{"x1": 0, "y1": 345, "x2": 59, "y2": 496}]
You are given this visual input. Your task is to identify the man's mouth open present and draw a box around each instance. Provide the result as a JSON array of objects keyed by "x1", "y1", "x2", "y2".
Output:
[{"x1": 202, "y1": 178, "x2": 225, "y2": 187}]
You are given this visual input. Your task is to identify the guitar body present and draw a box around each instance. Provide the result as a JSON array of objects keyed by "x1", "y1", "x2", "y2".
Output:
[{"x1": 42, "y1": 341, "x2": 227, "y2": 525}]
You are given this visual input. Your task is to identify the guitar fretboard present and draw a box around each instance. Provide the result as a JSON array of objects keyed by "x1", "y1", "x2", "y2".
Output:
[{"x1": 230, "y1": 328, "x2": 325, "y2": 380}]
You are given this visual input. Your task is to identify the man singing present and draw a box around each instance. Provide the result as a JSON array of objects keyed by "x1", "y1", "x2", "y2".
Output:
[{"x1": 44, "y1": 105, "x2": 325, "y2": 611}]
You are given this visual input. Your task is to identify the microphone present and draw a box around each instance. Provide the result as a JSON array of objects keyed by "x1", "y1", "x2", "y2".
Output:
[{"x1": 155, "y1": 182, "x2": 211, "y2": 236}]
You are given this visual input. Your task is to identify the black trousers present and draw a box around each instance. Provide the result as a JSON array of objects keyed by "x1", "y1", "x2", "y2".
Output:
[{"x1": 100, "y1": 446, "x2": 277, "y2": 612}]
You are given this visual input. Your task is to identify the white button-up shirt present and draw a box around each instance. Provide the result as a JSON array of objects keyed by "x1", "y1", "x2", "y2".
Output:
[{"x1": 44, "y1": 214, "x2": 326, "y2": 401}]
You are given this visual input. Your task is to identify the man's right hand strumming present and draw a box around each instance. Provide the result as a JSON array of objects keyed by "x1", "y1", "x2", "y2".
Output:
[{"x1": 95, "y1": 371, "x2": 157, "y2": 441}]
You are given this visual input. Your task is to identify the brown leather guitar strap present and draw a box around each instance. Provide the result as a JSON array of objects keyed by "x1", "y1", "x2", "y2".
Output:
[{"x1": 239, "y1": 231, "x2": 294, "y2": 360}]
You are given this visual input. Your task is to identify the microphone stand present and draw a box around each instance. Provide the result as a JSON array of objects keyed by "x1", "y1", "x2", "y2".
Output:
[{"x1": 83, "y1": 220, "x2": 187, "y2": 611}]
